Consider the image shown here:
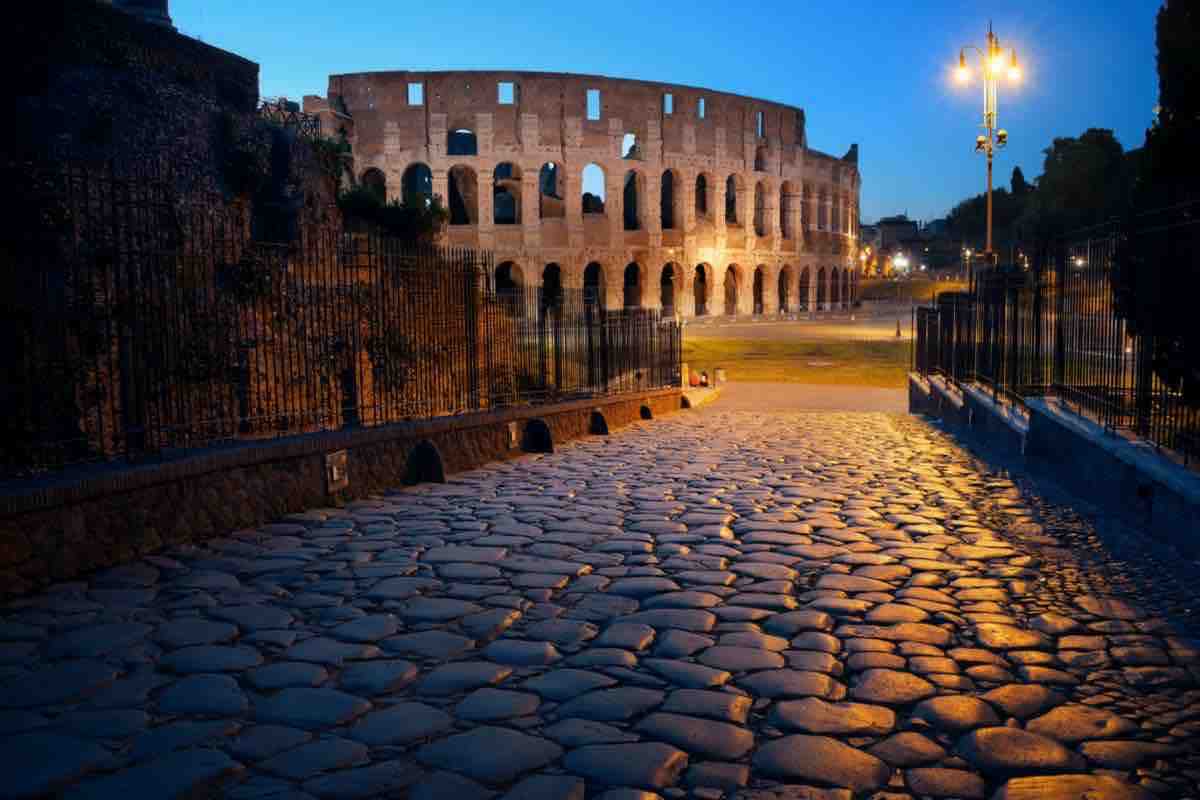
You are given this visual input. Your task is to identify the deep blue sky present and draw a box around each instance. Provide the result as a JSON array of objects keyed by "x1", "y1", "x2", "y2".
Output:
[{"x1": 173, "y1": 0, "x2": 1160, "y2": 223}]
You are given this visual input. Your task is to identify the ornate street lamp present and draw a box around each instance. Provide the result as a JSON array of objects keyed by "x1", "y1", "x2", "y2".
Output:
[{"x1": 955, "y1": 23, "x2": 1020, "y2": 282}]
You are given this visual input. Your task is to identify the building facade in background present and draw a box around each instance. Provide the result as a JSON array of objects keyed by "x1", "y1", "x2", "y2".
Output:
[{"x1": 306, "y1": 71, "x2": 862, "y2": 316}]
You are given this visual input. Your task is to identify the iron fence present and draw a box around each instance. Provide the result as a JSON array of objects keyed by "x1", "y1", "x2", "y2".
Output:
[
  {"x1": 912, "y1": 200, "x2": 1200, "y2": 466},
  {"x1": 0, "y1": 164, "x2": 681, "y2": 478}
]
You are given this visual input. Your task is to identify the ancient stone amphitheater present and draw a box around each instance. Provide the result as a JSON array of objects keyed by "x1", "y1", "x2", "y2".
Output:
[{"x1": 306, "y1": 71, "x2": 861, "y2": 318}]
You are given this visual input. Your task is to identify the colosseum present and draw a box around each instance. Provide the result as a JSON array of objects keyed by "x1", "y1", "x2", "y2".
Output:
[{"x1": 304, "y1": 71, "x2": 861, "y2": 317}]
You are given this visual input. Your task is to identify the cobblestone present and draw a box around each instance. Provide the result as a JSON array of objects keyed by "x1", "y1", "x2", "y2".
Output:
[{"x1": 2, "y1": 409, "x2": 1199, "y2": 797}]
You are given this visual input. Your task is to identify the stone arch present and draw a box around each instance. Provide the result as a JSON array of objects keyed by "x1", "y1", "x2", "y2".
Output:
[
  {"x1": 780, "y1": 181, "x2": 797, "y2": 239},
  {"x1": 723, "y1": 265, "x2": 742, "y2": 316},
  {"x1": 695, "y1": 173, "x2": 710, "y2": 219},
  {"x1": 694, "y1": 264, "x2": 711, "y2": 316},
  {"x1": 817, "y1": 267, "x2": 828, "y2": 309},
  {"x1": 842, "y1": 267, "x2": 852, "y2": 307},
  {"x1": 660, "y1": 169, "x2": 680, "y2": 230},
  {"x1": 660, "y1": 263, "x2": 681, "y2": 314},
  {"x1": 404, "y1": 440, "x2": 446, "y2": 485},
  {"x1": 831, "y1": 268, "x2": 841, "y2": 310},
  {"x1": 495, "y1": 261, "x2": 523, "y2": 293},
  {"x1": 639, "y1": 405, "x2": 653, "y2": 420},
  {"x1": 799, "y1": 266, "x2": 811, "y2": 311},
  {"x1": 753, "y1": 266, "x2": 766, "y2": 315},
  {"x1": 582, "y1": 163, "x2": 606, "y2": 215},
  {"x1": 401, "y1": 163, "x2": 433, "y2": 207},
  {"x1": 539, "y1": 162, "x2": 565, "y2": 219},
  {"x1": 778, "y1": 264, "x2": 794, "y2": 313},
  {"x1": 754, "y1": 144, "x2": 768, "y2": 172},
  {"x1": 542, "y1": 263, "x2": 563, "y2": 309},
  {"x1": 623, "y1": 262, "x2": 644, "y2": 308},
  {"x1": 361, "y1": 167, "x2": 387, "y2": 202},
  {"x1": 584, "y1": 261, "x2": 606, "y2": 307},
  {"x1": 623, "y1": 169, "x2": 644, "y2": 231},
  {"x1": 753, "y1": 181, "x2": 767, "y2": 237},
  {"x1": 447, "y1": 128, "x2": 478, "y2": 156},
  {"x1": 521, "y1": 419, "x2": 553, "y2": 453},
  {"x1": 448, "y1": 165, "x2": 477, "y2": 225},
  {"x1": 725, "y1": 174, "x2": 741, "y2": 225},
  {"x1": 493, "y1": 162, "x2": 521, "y2": 225},
  {"x1": 589, "y1": 410, "x2": 609, "y2": 435}
]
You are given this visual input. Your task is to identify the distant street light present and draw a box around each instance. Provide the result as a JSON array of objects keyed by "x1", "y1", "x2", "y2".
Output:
[{"x1": 955, "y1": 23, "x2": 1021, "y2": 282}]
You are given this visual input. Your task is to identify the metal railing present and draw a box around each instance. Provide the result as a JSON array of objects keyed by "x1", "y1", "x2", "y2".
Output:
[
  {"x1": 0, "y1": 164, "x2": 681, "y2": 478},
  {"x1": 912, "y1": 200, "x2": 1200, "y2": 466}
]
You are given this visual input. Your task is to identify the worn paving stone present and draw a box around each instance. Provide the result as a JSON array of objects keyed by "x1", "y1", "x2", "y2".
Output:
[
  {"x1": 416, "y1": 662, "x2": 513, "y2": 696},
  {"x1": 635, "y1": 712, "x2": 754, "y2": 760},
  {"x1": 957, "y1": 727, "x2": 1087, "y2": 775},
  {"x1": 556, "y1": 687, "x2": 665, "y2": 721},
  {"x1": 302, "y1": 759, "x2": 424, "y2": 799},
  {"x1": 0, "y1": 732, "x2": 114, "y2": 796},
  {"x1": 259, "y1": 737, "x2": 368, "y2": 780},
  {"x1": 563, "y1": 743, "x2": 689, "y2": 789},
  {"x1": 753, "y1": 734, "x2": 891, "y2": 792},
  {"x1": 417, "y1": 726, "x2": 562, "y2": 785},
  {"x1": 867, "y1": 731, "x2": 947, "y2": 767},
  {"x1": 68, "y1": 748, "x2": 244, "y2": 799},
  {"x1": 849, "y1": 668, "x2": 936, "y2": 705},
  {"x1": 769, "y1": 697, "x2": 895, "y2": 735},
  {"x1": 157, "y1": 674, "x2": 248, "y2": 715},
  {"x1": 350, "y1": 702, "x2": 454, "y2": 746},
  {"x1": 255, "y1": 688, "x2": 370, "y2": 730}
]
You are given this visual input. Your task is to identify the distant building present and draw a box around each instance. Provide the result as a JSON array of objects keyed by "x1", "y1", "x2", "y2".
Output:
[{"x1": 878, "y1": 215, "x2": 919, "y2": 250}]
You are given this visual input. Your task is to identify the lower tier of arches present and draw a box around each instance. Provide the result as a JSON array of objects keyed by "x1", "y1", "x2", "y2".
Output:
[{"x1": 489, "y1": 255, "x2": 859, "y2": 318}]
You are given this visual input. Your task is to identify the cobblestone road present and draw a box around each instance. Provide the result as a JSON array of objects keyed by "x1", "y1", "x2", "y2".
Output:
[{"x1": 3, "y1": 408, "x2": 1200, "y2": 799}]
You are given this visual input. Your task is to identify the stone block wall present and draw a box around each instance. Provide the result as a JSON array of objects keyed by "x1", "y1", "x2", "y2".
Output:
[{"x1": 0, "y1": 389, "x2": 684, "y2": 597}]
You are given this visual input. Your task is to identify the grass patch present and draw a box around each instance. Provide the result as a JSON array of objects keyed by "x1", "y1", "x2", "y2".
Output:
[
  {"x1": 859, "y1": 278, "x2": 967, "y2": 304},
  {"x1": 683, "y1": 337, "x2": 909, "y2": 387}
]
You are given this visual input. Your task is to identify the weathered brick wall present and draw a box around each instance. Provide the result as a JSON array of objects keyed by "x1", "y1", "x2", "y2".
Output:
[{"x1": 8, "y1": 0, "x2": 258, "y2": 189}]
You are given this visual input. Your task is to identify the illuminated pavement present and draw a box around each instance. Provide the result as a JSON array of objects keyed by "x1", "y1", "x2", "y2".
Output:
[{"x1": 2, "y1": 405, "x2": 1199, "y2": 798}]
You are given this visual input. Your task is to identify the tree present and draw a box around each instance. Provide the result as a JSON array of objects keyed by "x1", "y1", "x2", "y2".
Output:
[
  {"x1": 1020, "y1": 129, "x2": 1130, "y2": 236},
  {"x1": 1010, "y1": 166, "x2": 1029, "y2": 198}
]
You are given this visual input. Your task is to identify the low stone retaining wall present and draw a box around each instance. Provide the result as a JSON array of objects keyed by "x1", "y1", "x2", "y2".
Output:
[
  {"x1": 909, "y1": 373, "x2": 1200, "y2": 556},
  {"x1": 0, "y1": 389, "x2": 683, "y2": 596}
]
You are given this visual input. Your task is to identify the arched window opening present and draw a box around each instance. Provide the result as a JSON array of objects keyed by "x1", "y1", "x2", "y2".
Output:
[
  {"x1": 831, "y1": 269, "x2": 841, "y2": 310},
  {"x1": 778, "y1": 266, "x2": 793, "y2": 313},
  {"x1": 493, "y1": 162, "x2": 521, "y2": 225},
  {"x1": 447, "y1": 128, "x2": 478, "y2": 156},
  {"x1": 542, "y1": 263, "x2": 563, "y2": 310},
  {"x1": 695, "y1": 174, "x2": 708, "y2": 217},
  {"x1": 495, "y1": 262, "x2": 523, "y2": 294},
  {"x1": 539, "y1": 162, "x2": 564, "y2": 219},
  {"x1": 753, "y1": 182, "x2": 766, "y2": 237},
  {"x1": 623, "y1": 171, "x2": 640, "y2": 231},
  {"x1": 754, "y1": 145, "x2": 767, "y2": 172},
  {"x1": 401, "y1": 163, "x2": 433, "y2": 208},
  {"x1": 623, "y1": 263, "x2": 643, "y2": 308},
  {"x1": 724, "y1": 266, "x2": 739, "y2": 317},
  {"x1": 584, "y1": 262, "x2": 605, "y2": 307},
  {"x1": 694, "y1": 265, "x2": 709, "y2": 316},
  {"x1": 753, "y1": 267, "x2": 765, "y2": 315},
  {"x1": 582, "y1": 163, "x2": 605, "y2": 215},
  {"x1": 448, "y1": 165, "x2": 477, "y2": 225},
  {"x1": 817, "y1": 267, "x2": 828, "y2": 309},
  {"x1": 799, "y1": 267, "x2": 811, "y2": 311},
  {"x1": 622, "y1": 132, "x2": 640, "y2": 160},
  {"x1": 780, "y1": 183, "x2": 794, "y2": 239},
  {"x1": 660, "y1": 264, "x2": 677, "y2": 314},
  {"x1": 660, "y1": 171, "x2": 676, "y2": 230},
  {"x1": 725, "y1": 175, "x2": 739, "y2": 225},
  {"x1": 361, "y1": 168, "x2": 387, "y2": 203}
]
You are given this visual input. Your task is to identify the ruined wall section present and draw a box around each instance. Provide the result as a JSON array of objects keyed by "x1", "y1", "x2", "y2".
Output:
[{"x1": 310, "y1": 70, "x2": 862, "y2": 316}]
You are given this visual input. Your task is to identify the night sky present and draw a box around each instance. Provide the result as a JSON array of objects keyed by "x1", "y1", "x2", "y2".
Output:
[{"x1": 172, "y1": 0, "x2": 1160, "y2": 224}]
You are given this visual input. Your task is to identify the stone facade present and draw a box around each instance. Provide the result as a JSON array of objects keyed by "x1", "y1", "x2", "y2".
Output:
[{"x1": 305, "y1": 71, "x2": 862, "y2": 317}]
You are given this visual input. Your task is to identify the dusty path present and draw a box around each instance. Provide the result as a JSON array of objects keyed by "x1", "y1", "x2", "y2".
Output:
[{"x1": 2, "y1": 409, "x2": 1198, "y2": 798}]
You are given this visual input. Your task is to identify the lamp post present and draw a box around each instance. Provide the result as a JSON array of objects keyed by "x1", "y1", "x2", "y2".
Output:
[{"x1": 955, "y1": 23, "x2": 1020, "y2": 283}]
